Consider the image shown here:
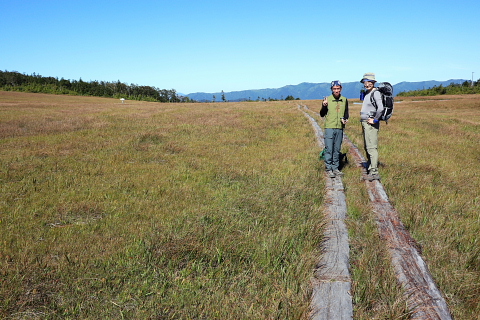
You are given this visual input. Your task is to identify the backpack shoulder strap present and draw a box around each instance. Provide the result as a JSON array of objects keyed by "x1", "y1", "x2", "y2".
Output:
[{"x1": 370, "y1": 89, "x2": 379, "y2": 110}]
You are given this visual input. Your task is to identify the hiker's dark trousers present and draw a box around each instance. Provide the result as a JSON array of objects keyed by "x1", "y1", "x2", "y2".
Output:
[{"x1": 324, "y1": 128, "x2": 343, "y2": 171}]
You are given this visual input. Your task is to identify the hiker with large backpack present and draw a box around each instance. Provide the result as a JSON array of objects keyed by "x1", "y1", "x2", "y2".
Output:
[
  {"x1": 320, "y1": 80, "x2": 349, "y2": 178},
  {"x1": 360, "y1": 72, "x2": 388, "y2": 181}
]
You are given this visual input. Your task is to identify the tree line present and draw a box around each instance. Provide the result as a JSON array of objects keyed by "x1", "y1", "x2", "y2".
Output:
[
  {"x1": 397, "y1": 80, "x2": 480, "y2": 97},
  {"x1": 0, "y1": 70, "x2": 194, "y2": 103},
  {"x1": 6, "y1": 70, "x2": 476, "y2": 102}
]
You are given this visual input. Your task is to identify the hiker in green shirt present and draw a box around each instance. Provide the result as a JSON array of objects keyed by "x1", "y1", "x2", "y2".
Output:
[{"x1": 320, "y1": 80, "x2": 349, "y2": 178}]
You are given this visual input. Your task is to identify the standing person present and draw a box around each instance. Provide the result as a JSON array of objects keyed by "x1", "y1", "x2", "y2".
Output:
[
  {"x1": 360, "y1": 72, "x2": 384, "y2": 181},
  {"x1": 320, "y1": 80, "x2": 349, "y2": 178}
]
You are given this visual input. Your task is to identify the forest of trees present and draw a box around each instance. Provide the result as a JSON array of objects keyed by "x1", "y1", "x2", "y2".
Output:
[
  {"x1": 2, "y1": 70, "x2": 479, "y2": 102},
  {"x1": 0, "y1": 70, "x2": 192, "y2": 103},
  {"x1": 398, "y1": 80, "x2": 480, "y2": 96}
]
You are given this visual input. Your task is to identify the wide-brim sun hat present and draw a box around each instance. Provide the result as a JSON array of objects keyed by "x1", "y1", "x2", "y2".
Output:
[{"x1": 360, "y1": 72, "x2": 376, "y2": 83}]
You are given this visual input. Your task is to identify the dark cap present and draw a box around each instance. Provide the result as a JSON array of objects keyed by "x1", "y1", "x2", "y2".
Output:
[{"x1": 331, "y1": 80, "x2": 342, "y2": 87}]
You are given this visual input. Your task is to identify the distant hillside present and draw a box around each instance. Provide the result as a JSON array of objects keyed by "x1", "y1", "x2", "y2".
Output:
[{"x1": 186, "y1": 79, "x2": 467, "y2": 101}]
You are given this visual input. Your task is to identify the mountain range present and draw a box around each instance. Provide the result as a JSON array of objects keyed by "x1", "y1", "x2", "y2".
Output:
[{"x1": 185, "y1": 79, "x2": 467, "y2": 102}]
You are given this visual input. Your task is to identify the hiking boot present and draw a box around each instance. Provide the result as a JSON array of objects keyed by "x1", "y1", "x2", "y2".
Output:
[
  {"x1": 333, "y1": 169, "x2": 344, "y2": 176},
  {"x1": 370, "y1": 173, "x2": 380, "y2": 180},
  {"x1": 364, "y1": 173, "x2": 380, "y2": 181},
  {"x1": 327, "y1": 170, "x2": 336, "y2": 178}
]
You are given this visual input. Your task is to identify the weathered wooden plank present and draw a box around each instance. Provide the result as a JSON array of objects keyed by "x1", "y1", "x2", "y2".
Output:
[
  {"x1": 310, "y1": 174, "x2": 353, "y2": 320},
  {"x1": 300, "y1": 106, "x2": 353, "y2": 320},
  {"x1": 316, "y1": 179, "x2": 349, "y2": 278},
  {"x1": 343, "y1": 135, "x2": 453, "y2": 320},
  {"x1": 310, "y1": 281, "x2": 353, "y2": 320},
  {"x1": 316, "y1": 204, "x2": 350, "y2": 280}
]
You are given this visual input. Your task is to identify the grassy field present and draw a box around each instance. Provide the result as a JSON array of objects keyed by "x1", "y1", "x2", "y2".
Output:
[
  {"x1": 1, "y1": 92, "x2": 324, "y2": 319},
  {"x1": 344, "y1": 95, "x2": 480, "y2": 319},
  {"x1": 1, "y1": 92, "x2": 479, "y2": 319}
]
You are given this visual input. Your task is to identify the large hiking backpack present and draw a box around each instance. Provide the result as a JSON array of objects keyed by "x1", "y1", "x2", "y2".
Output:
[{"x1": 371, "y1": 82, "x2": 394, "y2": 122}]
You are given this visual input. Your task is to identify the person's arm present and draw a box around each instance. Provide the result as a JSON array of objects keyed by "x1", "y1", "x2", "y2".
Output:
[
  {"x1": 341, "y1": 98, "x2": 349, "y2": 124},
  {"x1": 343, "y1": 99, "x2": 349, "y2": 120},
  {"x1": 367, "y1": 90, "x2": 384, "y2": 124},
  {"x1": 320, "y1": 96, "x2": 328, "y2": 117},
  {"x1": 320, "y1": 104, "x2": 328, "y2": 117}
]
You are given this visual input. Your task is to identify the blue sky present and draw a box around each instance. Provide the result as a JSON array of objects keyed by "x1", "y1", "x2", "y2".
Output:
[{"x1": 1, "y1": 0, "x2": 479, "y2": 94}]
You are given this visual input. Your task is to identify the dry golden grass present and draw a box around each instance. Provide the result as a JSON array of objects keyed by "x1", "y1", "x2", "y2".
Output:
[
  {"x1": 304, "y1": 95, "x2": 480, "y2": 318},
  {"x1": 1, "y1": 91, "x2": 479, "y2": 319},
  {"x1": 344, "y1": 94, "x2": 480, "y2": 319},
  {"x1": 1, "y1": 92, "x2": 324, "y2": 319}
]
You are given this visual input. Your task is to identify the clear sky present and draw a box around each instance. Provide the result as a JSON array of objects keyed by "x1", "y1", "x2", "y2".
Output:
[{"x1": 1, "y1": 0, "x2": 479, "y2": 94}]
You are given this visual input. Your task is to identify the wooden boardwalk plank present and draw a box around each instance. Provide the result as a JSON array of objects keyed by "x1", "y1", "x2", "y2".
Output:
[
  {"x1": 311, "y1": 281, "x2": 352, "y2": 320},
  {"x1": 300, "y1": 106, "x2": 353, "y2": 320},
  {"x1": 301, "y1": 104, "x2": 451, "y2": 319},
  {"x1": 343, "y1": 135, "x2": 453, "y2": 320}
]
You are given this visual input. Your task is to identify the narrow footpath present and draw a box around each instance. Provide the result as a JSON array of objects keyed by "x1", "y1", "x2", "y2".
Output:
[
  {"x1": 300, "y1": 106, "x2": 353, "y2": 320},
  {"x1": 299, "y1": 105, "x2": 453, "y2": 320}
]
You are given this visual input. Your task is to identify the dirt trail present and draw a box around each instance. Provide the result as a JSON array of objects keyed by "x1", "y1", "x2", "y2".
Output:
[{"x1": 300, "y1": 105, "x2": 452, "y2": 320}]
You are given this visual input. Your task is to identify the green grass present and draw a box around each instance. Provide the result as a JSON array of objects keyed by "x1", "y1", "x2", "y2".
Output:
[
  {"x1": 1, "y1": 92, "x2": 324, "y2": 319},
  {"x1": 343, "y1": 95, "x2": 480, "y2": 319},
  {"x1": 1, "y1": 92, "x2": 479, "y2": 319}
]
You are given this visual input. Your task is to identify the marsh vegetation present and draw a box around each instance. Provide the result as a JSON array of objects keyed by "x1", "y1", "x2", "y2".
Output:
[{"x1": 1, "y1": 92, "x2": 479, "y2": 319}]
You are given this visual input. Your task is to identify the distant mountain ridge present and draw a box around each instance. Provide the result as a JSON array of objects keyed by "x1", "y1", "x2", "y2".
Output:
[{"x1": 186, "y1": 79, "x2": 467, "y2": 102}]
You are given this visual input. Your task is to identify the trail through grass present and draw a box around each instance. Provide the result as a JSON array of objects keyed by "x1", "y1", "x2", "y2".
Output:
[
  {"x1": 344, "y1": 95, "x2": 480, "y2": 319},
  {"x1": 1, "y1": 92, "x2": 479, "y2": 319}
]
